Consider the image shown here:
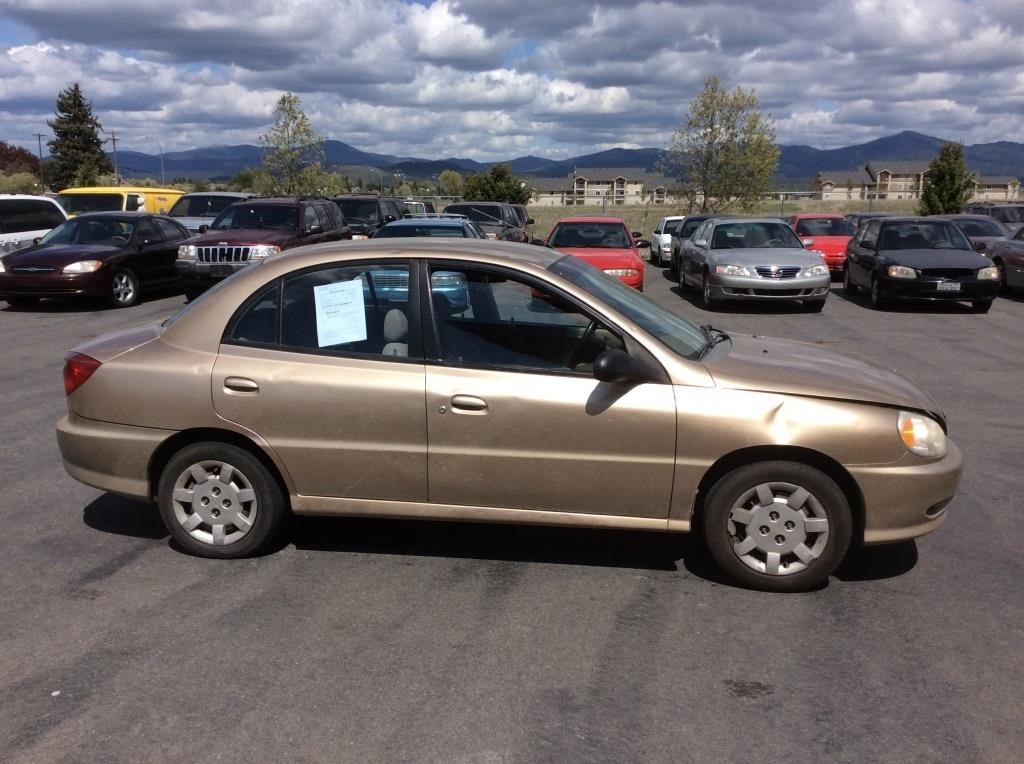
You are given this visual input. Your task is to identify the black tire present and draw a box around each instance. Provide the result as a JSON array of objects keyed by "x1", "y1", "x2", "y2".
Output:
[
  {"x1": 183, "y1": 286, "x2": 204, "y2": 303},
  {"x1": 804, "y1": 299, "x2": 826, "y2": 312},
  {"x1": 994, "y1": 259, "x2": 1010, "y2": 294},
  {"x1": 842, "y1": 266, "x2": 858, "y2": 296},
  {"x1": 110, "y1": 268, "x2": 139, "y2": 308},
  {"x1": 4, "y1": 296, "x2": 39, "y2": 309},
  {"x1": 702, "y1": 461, "x2": 853, "y2": 592},
  {"x1": 971, "y1": 298, "x2": 992, "y2": 314},
  {"x1": 701, "y1": 270, "x2": 718, "y2": 310},
  {"x1": 869, "y1": 276, "x2": 888, "y2": 310},
  {"x1": 157, "y1": 442, "x2": 288, "y2": 558},
  {"x1": 677, "y1": 264, "x2": 690, "y2": 293},
  {"x1": 669, "y1": 251, "x2": 679, "y2": 277}
]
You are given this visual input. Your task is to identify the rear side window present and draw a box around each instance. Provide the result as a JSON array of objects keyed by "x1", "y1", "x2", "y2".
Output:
[
  {"x1": 226, "y1": 283, "x2": 281, "y2": 346},
  {"x1": 0, "y1": 199, "x2": 65, "y2": 234}
]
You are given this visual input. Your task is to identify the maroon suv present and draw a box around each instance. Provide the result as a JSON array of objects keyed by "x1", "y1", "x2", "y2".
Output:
[{"x1": 176, "y1": 197, "x2": 351, "y2": 298}]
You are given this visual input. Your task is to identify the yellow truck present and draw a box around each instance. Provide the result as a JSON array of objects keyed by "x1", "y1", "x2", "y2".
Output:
[{"x1": 56, "y1": 186, "x2": 185, "y2": 216}]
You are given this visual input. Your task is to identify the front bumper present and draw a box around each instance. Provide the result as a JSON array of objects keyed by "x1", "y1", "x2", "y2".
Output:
[
  {"x1": 708, "y1": 273, "x2": 831, "y2": 301},
  {"x1": 0, "y1": 270, "x2": 109, "y2": 300},
  {"x1": 57, "y1": 411, "x2": 174, "y2": 500},
  {"x1": 176, "y1": 259, "x2": 252, "y2": 286},
  {"x1": 878, "y1": 276, "x2": 999, "y2": 302},
  {"x1": 853, "y1": 440, "x2": 963, "y2": 544}
]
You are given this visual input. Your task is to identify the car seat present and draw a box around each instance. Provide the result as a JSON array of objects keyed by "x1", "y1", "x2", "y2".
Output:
[
  {"x1": 880, "y1": 229, "x2": 903, "y2": 250},
  {"x1": 381, "y1": 308, "x2": 409, "y2": 357}
]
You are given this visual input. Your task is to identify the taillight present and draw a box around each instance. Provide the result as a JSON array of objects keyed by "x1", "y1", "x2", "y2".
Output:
[{"x1": 63, "y1": 353, "x2": 102, "y2": 396}]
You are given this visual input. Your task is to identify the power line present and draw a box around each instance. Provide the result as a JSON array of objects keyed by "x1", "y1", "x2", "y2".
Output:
[{"x1": 105, "y1": 130, "x2": 119, "y2": 184}]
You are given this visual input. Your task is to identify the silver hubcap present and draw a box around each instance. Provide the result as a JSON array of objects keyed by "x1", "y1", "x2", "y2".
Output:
[
  {"x1": 727, "y1": 481, "x2": 829, "y2": 576},
  {"x1": 171, "y1": 460, "x2": 258, "y2": 546},
  {"x1": 113, "y1": 273, "x2": 135, "y2": 303},
  {"x1": 703, "y1": 277, "x2": 711, "y2": 304}
]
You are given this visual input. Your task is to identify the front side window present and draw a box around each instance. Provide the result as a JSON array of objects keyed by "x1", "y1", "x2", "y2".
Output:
[
  {"x1": 429, "y1": 264, "x2": 624, "y2": 372},
  {"x1": 304, "y1": 205, "x2": 320, "y2": 231},
  {"x1": 155, "y1": 217, "x2": 189, "y2": 241}
]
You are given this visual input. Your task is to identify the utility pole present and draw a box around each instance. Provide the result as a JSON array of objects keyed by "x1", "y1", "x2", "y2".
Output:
[
  {"x1": 106, "y1": 130, "x2": 119, "y2": 185},
  {"x1": 32, "y1": 132, "x2": 46, "y2": 190}
]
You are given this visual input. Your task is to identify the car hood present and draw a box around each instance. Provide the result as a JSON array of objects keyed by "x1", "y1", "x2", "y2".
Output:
[
  {"x1": 703, "y1": 333, "x2": 946, "y2": 422},
  {"x1": 190, "y1": 228, "x2": 296, "y2": 246},
  {"x1": 879, "y1": 249, "x2": 992, "y2": 268},
  {"x1": 170, "y1": 215, "x2": 216, "y2": 232},
  {"x1": 799, "y1": 235, "x2": 851, "y2": 252},
  {"x1": 709, "y1": 247, "x2": 824, "y2": 266},
  {"x1": 2, "y1": 242, "x2": 121, "y2": 267},
  {"x1": 556, "y1": 247, "x2": 640, "y2": 266}
]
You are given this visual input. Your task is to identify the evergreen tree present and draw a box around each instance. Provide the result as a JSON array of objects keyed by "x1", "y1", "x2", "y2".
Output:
[
  {"x1": 918, "y1": 143, "x2": 975, "y2": 215},
  {"x1": 46, "y1": 83, "x2": 112, "y2": 191},
  {"x1": 462, "y1": 164, "x2": 529, "y2": 204}
]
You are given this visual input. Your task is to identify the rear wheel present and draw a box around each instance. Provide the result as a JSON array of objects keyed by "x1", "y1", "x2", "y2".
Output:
[
  {"x1": 972, "y1": 298, "x2": 993, "y2": 314},
  {"x1": 158, "y1": 442, "x2": 288, "y2": 558},
  {"x1": 4, "y1": 296, "x2": 39, "y2": 309},
  {"x1": 702, "y1": 461, "x2": 853, "y2": 592},
  {"x1": 111, "y1": 269, "x2": 139, "y2": 308},
  {"x1": 702, "y1": 271, "x2": 718, "y2": 310},
  {"x1": 842, "y1": 266, "x2": 858, "y2": 295}
]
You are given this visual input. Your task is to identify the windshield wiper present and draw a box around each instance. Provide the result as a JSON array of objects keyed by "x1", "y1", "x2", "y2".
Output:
[{"x1": 698, "y1": 324, "x2": 731, "y2": 359}]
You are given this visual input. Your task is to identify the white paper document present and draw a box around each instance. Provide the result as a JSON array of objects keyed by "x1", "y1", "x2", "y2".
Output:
[{"x1": 314, "y1": 280, "x2": 367, "y2": 347}]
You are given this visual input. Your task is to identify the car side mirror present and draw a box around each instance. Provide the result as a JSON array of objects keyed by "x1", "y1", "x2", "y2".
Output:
[
  {"x1": 801, "y1": 238, "x2": 814, "y2": 247},
  {"x1": 693, "y1": 238, "x2": 708, "y2": 248},
  {"x1": 593, "y1": 349, "x2": 650, "y2": 384},
  {"x1": 198, "y1": 224, "x2": 209, "y2": 233},
  {"x1": 635, "y1": 239, "x2": 651, "y2": 249},
  {"x1": 307, "y1": 224, "x2": 324, "y2": 236},
  {"x1": 530, "y1": 238, "x2": 549, "y2": 246},
  {"x1": 632, "y1": 231, "x2": 642, "y2": 238},
  {"x1": 33, "y1": 237, "x2": 41, "y2": 245},
  {"x1": 974, "y1": 241, "x2": 986, "y2": 252},
  {"x1": 527, "y1": 217, "x2": 535, "y2": 225},
  {"x1": 384, "y1": 215, "x2": 396, "y2": 223}
]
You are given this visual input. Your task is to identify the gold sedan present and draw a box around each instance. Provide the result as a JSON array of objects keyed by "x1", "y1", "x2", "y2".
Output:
[{"x1": 56, "y1": 240, "x2": 961, "y2": 591}]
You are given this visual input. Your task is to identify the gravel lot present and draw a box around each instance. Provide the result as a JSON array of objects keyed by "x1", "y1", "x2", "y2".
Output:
[{"x1": 1, "y1": 265, "x2": 1022, "y2": 762}]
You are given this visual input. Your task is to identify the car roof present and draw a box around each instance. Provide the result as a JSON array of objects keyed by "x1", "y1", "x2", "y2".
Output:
[
  {"x1": 0, "y1": 193, "x2": 63, "y2": 202},
  {"x1": 555, "y1": 216, "x2": 627, "y2": 224},
  {"x1": 710, "y1": 217, "x2": 791, "y2": 224},
  {"x1": 791, "y1": 213, "x2": 844, "y2": 219},
  {"x1": 382, "y1": 218, "x2": 467, "y2": 227},
  {"x1": 178, "y1": 191, "x2": 253, "y2": 198}
]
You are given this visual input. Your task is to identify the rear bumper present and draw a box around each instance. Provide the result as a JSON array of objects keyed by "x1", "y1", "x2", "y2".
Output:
[
  {"x1": 852, "y1": 440, "x2": 963, "y2": 544},
  {"x1": 57, "y1": 412, "x2": 173, "y2": 499}
]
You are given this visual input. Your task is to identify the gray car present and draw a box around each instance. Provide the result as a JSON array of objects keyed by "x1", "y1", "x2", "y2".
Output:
[
  {"x1": 167, "y1": 192, "x2": 256, "y2": 233},
  {"x1": 678, "y1": 218, "x2": 831, "y2": 311}
]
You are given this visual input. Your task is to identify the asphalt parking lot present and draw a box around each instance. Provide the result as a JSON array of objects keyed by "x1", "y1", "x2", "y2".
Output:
[{"x1": 2, "y1": 265, "x2": 1023, "y2": 762}]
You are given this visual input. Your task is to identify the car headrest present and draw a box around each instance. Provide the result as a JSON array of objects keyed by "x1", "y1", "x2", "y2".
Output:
[{"x1": 383, "y1": 308, "x2": 408, "y2": 342}]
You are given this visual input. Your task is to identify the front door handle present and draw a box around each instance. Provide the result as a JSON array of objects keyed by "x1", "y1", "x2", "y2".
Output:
[
  {"x1": 450, "y1": 394, "x2": 488, "y2": 413},
  {"x1": 224, "y1": 376, "x2": 259, "y2": 394}
]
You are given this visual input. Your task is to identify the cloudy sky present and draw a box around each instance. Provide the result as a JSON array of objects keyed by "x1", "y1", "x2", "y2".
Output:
[{"x1": 1, "y1": 0, "x2": 1022, "y2": 161}]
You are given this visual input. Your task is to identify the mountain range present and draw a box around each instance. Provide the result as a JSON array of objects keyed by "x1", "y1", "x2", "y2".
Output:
[{"x1": 112, "y1": 131, "x2": 1024, "y2": 184}]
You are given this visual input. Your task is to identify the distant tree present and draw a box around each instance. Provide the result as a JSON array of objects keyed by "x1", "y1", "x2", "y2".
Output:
[
  {"x1": 227, "y1": 167, "x2": 276, "y2": 194},
  {"x1": 46, "y1": 83, "x2": 112, "y2": 191},
  {"x1": 0, "y1": 141, "x2": 39, "y2": 175},
  {"x1": 296, "y1": 165, "x2": 344, "y2": 196},
  {"x1": 191, "y1": 179, "x2": 211, "y2": 192},
  {"x1": 259, "y1": 92, "x2": 324, "y2": 194},
  {"x1": 661, "y1": 75, "x2": 779, "y2": 213},
  {"x1": 0, "y1": 172, "x2": 41, "y2": 193},
  {"x1": 918, "y1": 143, "x2": 975, "y2": 215},
  {"x1": 438, "y1": 169, "x2": 463, "y2": 196},
  {"x1": 462, "y1": 164, "x2": 529, "y2": 204}
]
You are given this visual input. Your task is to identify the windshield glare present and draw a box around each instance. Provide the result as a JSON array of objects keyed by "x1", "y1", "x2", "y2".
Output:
[
  {"x1": 445, "y1": 206, "x2": 504, "y2": 224},
  {"x1": 56, "y1": 194, "x2": 123, "y2": 214},
  {"x1": 550, "y1": 255, "x2": 705, "y2": 359},
  {"x1": 551, "y1": 222, "x2": 632, "y2": 248},
  {"x1": 212, "y1": 204, "x2": 298, "y2": 231},
  {"x1": 39, "y1": 217, "x2": 134, "y2": 245},
  {"x1": 169, "y1": 196, "x2": 240, "y2": 218},
  {"x1": 958, "y1": 218, "x2": 1007, "y2": 237},
  {"x1": 879, "y1": 222, "x2": 972, "y2": 250},
  {"x1": 335, "y1": 199, "x2": 380, "y2": 223},
  {"x1": 711, "y1": 222, "x2": 803, "y2": 249}
]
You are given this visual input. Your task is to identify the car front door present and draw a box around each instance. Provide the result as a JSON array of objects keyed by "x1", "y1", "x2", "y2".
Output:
[
  {"x1": 848, "y1": 219, "x2": 881, "y2": 286},
  {"x1": 212, "y1": 260, "x2": 428, "y2": 502},
  {"x1": 126, "y1": 217, "x2": 169, "y2": 285},
  {"x1": 423, "y1": 262, "x2": 676, "y2": 519},
  {"x1": 683, "y1": 221, "x2": 713, "y2": 286},
  {"x1": 153, "y1": 218, "x2": 190, "y2": 282}
]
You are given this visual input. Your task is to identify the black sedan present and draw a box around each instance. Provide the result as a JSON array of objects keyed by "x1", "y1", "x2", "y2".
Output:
[
  {"x1": 843, "y1": 217, "x2": 1000, "y2": 312},
  {"x1": 0, "y1": 212, "x2": 190, "y2": 308}
]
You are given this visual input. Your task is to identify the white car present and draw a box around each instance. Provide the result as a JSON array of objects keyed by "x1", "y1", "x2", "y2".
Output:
[
  {"x1": 0, "y1": 194, "x2": 67, "y2": 256},
  {"x1": 650, "y1": 215, "x2": 684, "y2": 266}
]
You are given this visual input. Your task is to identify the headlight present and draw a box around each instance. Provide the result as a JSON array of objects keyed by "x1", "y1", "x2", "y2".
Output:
[
  {"x1": 0, "y1": 258, "x2": 6, "y2": 273},
  {"x1": 603, "y1": 268, "x2": 640, "y2": 278},
  {"x1": 715, "y1": 264, "x2": 751, "y2": 277},
  {"x1": 62, "y1": 260, "x2": 103, "y2": 274},
  {"x1": 351, "y1": 234, "x2": 369, "y2": 240},
  {"x1": 898, "y1": 411, "x2": 947, "y2": 458},
  {"x1": 801, "y1": 264, "x2": 829, "y2": 277},
  {"x1": 248, "y1": 245, "x2": 282, "y2": 260},
  {"x1": 178, "y1": 244, "x2": 197, "y2": 260},
  {"x1": 887, "y1": 265, "x2": 917, "y2": 279},
  {"x1": 977, "y1": 266, "x2": 1000, "y2": 281}
]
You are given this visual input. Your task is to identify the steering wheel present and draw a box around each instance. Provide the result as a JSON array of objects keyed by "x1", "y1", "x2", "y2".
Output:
[
  {"x1": 567, "y1": 320, "x2": 598, "y2": 369},
  {"x1": 111, "y1": 235, "x2": 129, "y2": 247},
  {"x1": 766, "y1": 238, "x2": 785, "y2": 247}
]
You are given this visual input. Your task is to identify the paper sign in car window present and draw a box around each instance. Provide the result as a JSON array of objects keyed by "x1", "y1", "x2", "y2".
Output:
[{"x1": 314, "y1": 279, "x2": 367, "y2": 347}]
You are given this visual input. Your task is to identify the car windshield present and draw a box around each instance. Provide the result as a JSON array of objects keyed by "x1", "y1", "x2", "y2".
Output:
[
  {"x1": 795, "y1": 218, "x2": 855, "y2": 236},
  {"x1": 551, "y1": 222, "x2": 632, "y2": 248},
  {"x1": 56, "y1": 193, "x2": 123, "y2": 214},
  {"x1": 335, "y1": 199, "x2": 380, "y2": 224},
  {"x1": 211, "y1": 204, "x2": 298, "y2": 231},
  {"x1": 445, "y1": 205, "x2": 504, "y2": 225},
  {"x1": 39, "y1": 217, "x2": 134, "y2": 245},
  {"x1": 169, "y1": 196, "x2": 240, "y2": 218},
  {"x1": 957, "y1": 218, "x2": 1008, "y2": 237},
  {"x1": 550, "y1": 255, "x2": 706, "y2": 359},
  {"x1": 374, "y1": 225, "x2": 466, "y2": 238},
  {"x1": 710, "y1": 222, "x2": 803, "y2": 249},
  {"x1": 879, "y1": 222, "x2": 972, "y2": 250}
]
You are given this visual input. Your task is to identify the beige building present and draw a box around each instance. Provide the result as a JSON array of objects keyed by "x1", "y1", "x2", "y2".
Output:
[
  {"x1": 528, "y1": 168, "x2": 674, "y2": 206},
  {"x1": 814, "y1": 161, "x2": 1020, "y2": 201}
]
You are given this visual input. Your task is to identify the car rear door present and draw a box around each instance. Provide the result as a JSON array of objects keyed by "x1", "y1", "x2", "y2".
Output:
[{"x1": 422, "y1": 261, "x2": 676, "y2": 519}]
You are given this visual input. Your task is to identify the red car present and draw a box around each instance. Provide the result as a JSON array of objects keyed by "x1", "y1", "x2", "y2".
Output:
[
  {"x1": 787, "y1": 214, "x2": 856, "y2": 275},
  {"x1": 545, "y1": 216, "x2": 649, "y2": 290}
]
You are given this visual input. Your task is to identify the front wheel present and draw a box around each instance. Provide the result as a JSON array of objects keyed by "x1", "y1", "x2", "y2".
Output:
[
  {"x1": 157, "y1": 442, "x2": 288, "y2": 558},
  {"x1": 804, "y1": 299, "x2": 826, "y2": 312},
  {"x1": 972, "y1": 298, "x2": 992, "y2": 314},
  {"x1": 842, "y1": 266, "x2": 858, "y2": 295},
  {"x1": 4, "y1": 296, "x2": 39, "y2": 309},
  {"x1": 701, "y1": 271, "x2": 718, "y2": 310},
  {"x1": 111, "y1": 269, "x2": 139, "y2": 308},
  {"x1": 869, "y1": 277, "x2": 888, "y2": 310},
  {"x1": 702, "y1": 461, "x2": 853, "y2": 592}
]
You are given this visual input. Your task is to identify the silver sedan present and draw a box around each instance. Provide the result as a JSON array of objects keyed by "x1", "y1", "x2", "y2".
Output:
[{"x1": 678, "y1": 218, "x2": 831, "y2": 311}]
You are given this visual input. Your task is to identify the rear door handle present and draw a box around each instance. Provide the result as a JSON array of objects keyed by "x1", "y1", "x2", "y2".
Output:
[
  {"x1": 224, "y1": 376, "x2": 259, "y2": 394},
  {"x1": 450, "y1": 394, "x2": 488, "y2": 413}
]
